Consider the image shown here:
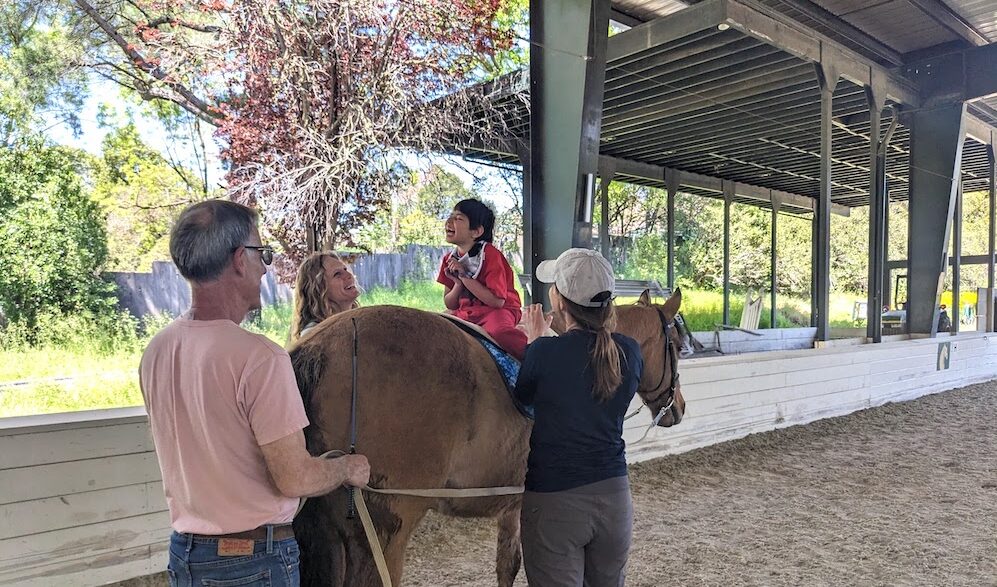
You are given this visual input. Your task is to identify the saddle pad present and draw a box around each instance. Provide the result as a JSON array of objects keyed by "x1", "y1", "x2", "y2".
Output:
[{"x1": 437, "y1": 314, "x2": 534, "y2": 420}]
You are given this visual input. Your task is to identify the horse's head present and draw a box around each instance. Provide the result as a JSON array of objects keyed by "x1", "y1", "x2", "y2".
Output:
[{"x1": 615, "y1": 288, "x2": 686, "y2": 427}]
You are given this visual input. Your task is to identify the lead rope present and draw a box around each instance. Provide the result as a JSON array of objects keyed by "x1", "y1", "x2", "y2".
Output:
[
  {"x1": 295, "y1": 450, "x2": 523, "y2": 587},
  {"x1": 632, "y1": 397, "x2": 675, "y2": 444},
  {"x1": 296, "y1": 315, "x2": 523, "y2": 587}
]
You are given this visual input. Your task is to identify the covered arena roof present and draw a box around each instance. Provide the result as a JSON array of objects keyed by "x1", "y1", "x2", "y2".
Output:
[{"x1": 457, "y1": 0, "x2": 997, "y2": 212}]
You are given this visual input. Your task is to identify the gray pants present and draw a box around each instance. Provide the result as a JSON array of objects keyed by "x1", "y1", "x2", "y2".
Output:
[{"x1": 520, "y1": 476, "x2": 633, "y2": 587}]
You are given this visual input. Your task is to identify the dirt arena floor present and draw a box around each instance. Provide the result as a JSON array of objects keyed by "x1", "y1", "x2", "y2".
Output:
[
  {"x1": 116, "y1": 381, "x2": 996, "y2": 587},
  {"x1": 402, "y1": 381, "x2": 997, "y2": 587}
]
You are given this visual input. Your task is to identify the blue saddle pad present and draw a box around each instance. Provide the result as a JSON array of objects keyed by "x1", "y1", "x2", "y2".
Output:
[
  {"x1": 441, "y1": 316, "x2": 533, "y2": 420},
  {"x1": 477, "y1": 337, "x2": 533, "y2": 420}
]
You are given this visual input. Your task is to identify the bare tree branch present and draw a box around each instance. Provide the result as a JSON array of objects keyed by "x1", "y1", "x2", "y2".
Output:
[{"x1": 72, "y1": 0, "x2": 221, "y2": 125}]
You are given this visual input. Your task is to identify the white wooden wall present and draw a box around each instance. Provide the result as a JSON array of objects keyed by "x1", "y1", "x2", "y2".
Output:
[
  {"x1": 624, "y1": 331, "x2": 997, "y2": 461},
  {"x1": 690, "y1": 327, "x2": 817, "y2": 354},
  {"x1": 0, "y1": 408, "x2": 170, "y2": 586},
  {"x1": 2, "y1": 332, "x2": 995, "y2": 586}
]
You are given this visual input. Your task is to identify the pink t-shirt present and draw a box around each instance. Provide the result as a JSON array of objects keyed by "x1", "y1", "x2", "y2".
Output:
[{"x1": 139, "y1": 317, "x2": 309, "y2": 534}]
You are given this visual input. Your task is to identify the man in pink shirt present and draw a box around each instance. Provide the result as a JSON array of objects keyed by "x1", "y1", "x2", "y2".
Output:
[{"x1": 140, "y1": 200, "x2": 369, "y2": 587}]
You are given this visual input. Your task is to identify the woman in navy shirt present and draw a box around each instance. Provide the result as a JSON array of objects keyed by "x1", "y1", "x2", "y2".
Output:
[{"x1": 516, "y1": 248, "x2": 643, "y2": 587}]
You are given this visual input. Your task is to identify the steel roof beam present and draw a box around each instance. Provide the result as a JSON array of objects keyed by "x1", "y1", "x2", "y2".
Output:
[
  {"x1": 603, "y1": 73, "x2": 822, "y2": 139},
  {"x1": 603, "y1": 31, "x2": 755, "y2": 84},
  {"x1": 605, "y1": 53, "x2": 806, "y2": 113},
  {"x1": 604, "y1": 43, "x2": 789, "y2": 105},
  {"x1": 966, "y1": 113, "x2": 997, "y2": 146},
  {"x1": 907, "y1": 0, "x2": 989, "y2": 47},
  {"x1": 606, "y1": 94, "x2": 869, "y2": 157},
  {"x1": 607, "y1": 0, "x2": 920, "y2": 106},
  {"x1": 906, "y1": 44, "x2": 997, "y2": 107},
  {"x1": 604, "y1": 82, "x2": 826, "y2": 138},
  {"x1": 454, "y1": 135, "x2": 847, "y2": 215},
  {"x1": 760, "y1": 0, "x2": 904, "y2": 66},
  {"x1": 597, "y1": 153, "x2": 850, "y2": 215}
]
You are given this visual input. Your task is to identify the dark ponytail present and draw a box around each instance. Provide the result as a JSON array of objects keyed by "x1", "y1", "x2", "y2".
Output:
[{"x1": 560, "y1": 296, "x2": 622, "y2": 402}]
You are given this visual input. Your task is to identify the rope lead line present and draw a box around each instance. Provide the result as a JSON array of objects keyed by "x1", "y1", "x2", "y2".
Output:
[
  {"x1": 348, "y1": 317, "x2": 359, "y2": 519},
  {"x1": 300, "y1": 450, "x2": 524, "y2": 587}
]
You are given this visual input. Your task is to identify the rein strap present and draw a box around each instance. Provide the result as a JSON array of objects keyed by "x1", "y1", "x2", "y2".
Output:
[{"x1": 297, "y1": 450, "x2": 524, "y2": 587}]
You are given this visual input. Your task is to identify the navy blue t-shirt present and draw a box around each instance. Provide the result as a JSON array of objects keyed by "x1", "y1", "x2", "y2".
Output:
[{"x1": 513, "y1": 330, "x2": 644, "y2": 493}]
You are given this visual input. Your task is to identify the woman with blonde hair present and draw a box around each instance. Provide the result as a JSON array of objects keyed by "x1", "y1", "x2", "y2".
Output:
[
  {"x1": 290, "y1": 252, "x2": 361, "y2": 342},
  {"x1": 515, "y1": 248, "x2": 643, "y2": 587}
]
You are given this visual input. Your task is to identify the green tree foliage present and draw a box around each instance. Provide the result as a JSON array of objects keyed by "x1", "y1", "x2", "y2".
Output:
[
  {"x1": 94, "y1": 121, "x2": 206, "y2": 271},
  {"x1": 359, "y1": 165, "x2": 475, "y2": 250},
  {"x1": 0, "y1": 140, "x2": 116, "y2": 335},
  {"x1": 589, "y1": 180, "x2": 995, "y2": 301},
  {"x1": 477, "y1": 0, "x2": 528, "y2": 78},
  {"x1": 0, "y1": 2, "x2": 88, "y2": 144}
]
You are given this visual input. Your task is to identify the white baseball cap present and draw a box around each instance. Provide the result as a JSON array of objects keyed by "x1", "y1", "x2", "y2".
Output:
[{"x1": 535, "y1": 248, "x2": 615, "y2": 308}]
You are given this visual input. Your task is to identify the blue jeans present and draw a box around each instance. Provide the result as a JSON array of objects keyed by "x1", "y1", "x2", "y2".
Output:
[{"x1": 168, "y1": 529, "x2": 300, "y2": 587}]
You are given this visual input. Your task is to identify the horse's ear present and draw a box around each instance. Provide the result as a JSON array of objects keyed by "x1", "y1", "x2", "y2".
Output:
[
  {"x1": 637, "y1": 289, "x2": 652, "y2": 306},
  {"x1": 662, "y1": 287, "x2": 682, "y2": 319}
]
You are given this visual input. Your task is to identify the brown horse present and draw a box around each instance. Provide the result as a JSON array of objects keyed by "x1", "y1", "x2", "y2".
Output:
[{"x1": 289, "y1": 289, "x2": 685, "y2": 586}]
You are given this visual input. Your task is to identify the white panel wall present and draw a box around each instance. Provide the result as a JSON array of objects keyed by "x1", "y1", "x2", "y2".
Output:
[
  {"x1": 0, "y1": 408, "x2": 170, "y2": 587},
  {"x1": 690, "y1": 327, "x2": 817, "y2": 354},
  {"x1": 2, "y1": 332, "x2": 995, "y2": 585},
  {"x1": 624, "y1": 332, "x2": 997, "y2": 461}
]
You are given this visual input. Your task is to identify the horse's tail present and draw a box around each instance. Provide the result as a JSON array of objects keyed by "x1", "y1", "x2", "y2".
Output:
[{"x1": 289, "y1": 340, "x2": 327, "y2": 409}]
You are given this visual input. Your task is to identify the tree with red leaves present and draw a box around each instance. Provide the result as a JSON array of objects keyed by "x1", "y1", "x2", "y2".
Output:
[{"x1": 74, "y1": 0, "x2": 519, "y2": 269}]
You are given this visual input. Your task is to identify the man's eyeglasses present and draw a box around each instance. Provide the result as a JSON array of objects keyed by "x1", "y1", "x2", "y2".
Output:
[{"x1": 241, "y1": 245, "x2": 274, "y2": 266}]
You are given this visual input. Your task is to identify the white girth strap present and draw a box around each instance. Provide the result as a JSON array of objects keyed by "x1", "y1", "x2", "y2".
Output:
[
  {"x1": 297, "y1": 451, "x2": 524, "y2": 587},
  {"x1": 354, "y1": 483, "x2": 525, "y2": 587}
]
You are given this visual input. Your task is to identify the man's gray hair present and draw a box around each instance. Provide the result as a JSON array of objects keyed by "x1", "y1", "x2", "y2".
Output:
[{"x1": 170, "y1": 200, "x2": 259, "y2": 282}]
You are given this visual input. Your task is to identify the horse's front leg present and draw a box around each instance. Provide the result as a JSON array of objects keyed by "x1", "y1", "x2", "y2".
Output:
[
  {"x1": 496, "y1": 502, "x2": 523, "y2": 587},
  {"x1": 376, "y1": 500, "x2": 430, "y2": 586}
]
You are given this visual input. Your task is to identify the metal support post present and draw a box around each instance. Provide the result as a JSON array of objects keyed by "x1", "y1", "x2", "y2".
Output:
[
  {"x1": 723, "y1": 181, "x2": 733, "y2": 326},
  {"x1": 666, "y1": 170, "x2": 679, "y2": 290}
]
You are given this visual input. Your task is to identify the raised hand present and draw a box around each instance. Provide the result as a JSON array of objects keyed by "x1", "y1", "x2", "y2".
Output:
[{"x1": 521, "y1": 304, "x2": 553, "y2": 343}]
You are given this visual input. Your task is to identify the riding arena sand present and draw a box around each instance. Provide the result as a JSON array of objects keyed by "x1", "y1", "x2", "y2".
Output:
[
  {"x1": 402, "y1": 381, "x2": 997, "y2": 586},
  {"x1": 114, "y1": 381, "x2": 996, "y2": 587}
]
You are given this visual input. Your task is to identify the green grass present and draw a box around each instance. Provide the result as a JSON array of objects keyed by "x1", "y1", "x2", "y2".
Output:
[
  {"x1": 0, "y1": 281, "x2": 867, "y2": 418},
  {"x1": 360, "y1": 280, "x2": 447, "y2": 312},
  {"x1": 617, "y1": 288, "x2": 860, "y2": 332},
  {"x1": 0, "y1": 281, "x2": 454, "y2": 418}
]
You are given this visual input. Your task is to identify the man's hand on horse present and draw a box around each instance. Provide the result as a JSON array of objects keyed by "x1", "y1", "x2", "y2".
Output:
[
  {"x1": 341, "y1": 454, "x2": 371, "y2": 488},
  {"x1": 522, "y1": 304, "x2": 554, "y2": 343}
]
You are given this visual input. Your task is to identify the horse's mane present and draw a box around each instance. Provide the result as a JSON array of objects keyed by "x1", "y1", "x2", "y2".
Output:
[{"x1": 289, "y1": 332, "x2": 329, "y2": 410}]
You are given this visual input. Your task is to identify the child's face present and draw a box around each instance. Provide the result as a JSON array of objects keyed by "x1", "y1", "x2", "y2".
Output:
[{"x1": 445, "y1": 210, "x2": 483, "y2": 247}]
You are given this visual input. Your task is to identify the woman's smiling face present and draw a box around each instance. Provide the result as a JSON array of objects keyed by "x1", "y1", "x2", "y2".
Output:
[{"x1": 323, "y1": 256, "x2": 359, "y2": 308}]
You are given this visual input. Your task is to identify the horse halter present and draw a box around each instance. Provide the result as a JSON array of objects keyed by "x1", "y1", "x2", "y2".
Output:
[{"x1": 639, "y1": 307, "x2": 680, "y2": 425}]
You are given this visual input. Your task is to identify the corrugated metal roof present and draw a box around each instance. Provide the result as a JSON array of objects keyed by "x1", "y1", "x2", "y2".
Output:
[
  {"x1": 453, "y1": 0, "x2": 995, "y2": 212},
  {"x1": 613, "y1": 0, "x2": 689, "y2": 22},
  {"x1": 612, "y1": 0, "x2": 996, "y2": 61},
  {"x1": 814, "y1": 0, "x2": 962, "y2": 53},
  {"x1": 969, "y1": 96, "x2": 997, "y2": 128},
  {"x1": 944, "y1": 0, "x2": 997, "y2": 41}
]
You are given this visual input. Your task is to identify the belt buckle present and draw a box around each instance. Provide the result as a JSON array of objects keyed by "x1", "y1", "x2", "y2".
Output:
[{"x1": 218, "y1": 538, "x2": 255, "y2": 556}]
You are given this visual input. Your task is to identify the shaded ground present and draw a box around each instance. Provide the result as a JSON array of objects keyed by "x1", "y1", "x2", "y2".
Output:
[{"x1": 402, "y1": 381, "x2": 997, "y2": 587}]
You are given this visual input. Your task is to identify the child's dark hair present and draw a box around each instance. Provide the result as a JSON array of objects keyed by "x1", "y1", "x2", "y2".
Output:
[{"x1": 454, "y1": 199, "x2": 495, "y2": 243}]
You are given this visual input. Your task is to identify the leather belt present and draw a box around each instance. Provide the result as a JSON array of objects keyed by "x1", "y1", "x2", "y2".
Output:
[{"x1": 193, "y1": 524, "x2": 294, "y2": 541}]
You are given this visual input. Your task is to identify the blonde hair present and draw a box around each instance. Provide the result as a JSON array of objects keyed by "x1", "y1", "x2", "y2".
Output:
[
  {"x1": 290, "y1": 252, "x2": 360, "y2": 342},
  {"x1": 558, "y1": 291, "x2": 622, "y2": 402}
]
